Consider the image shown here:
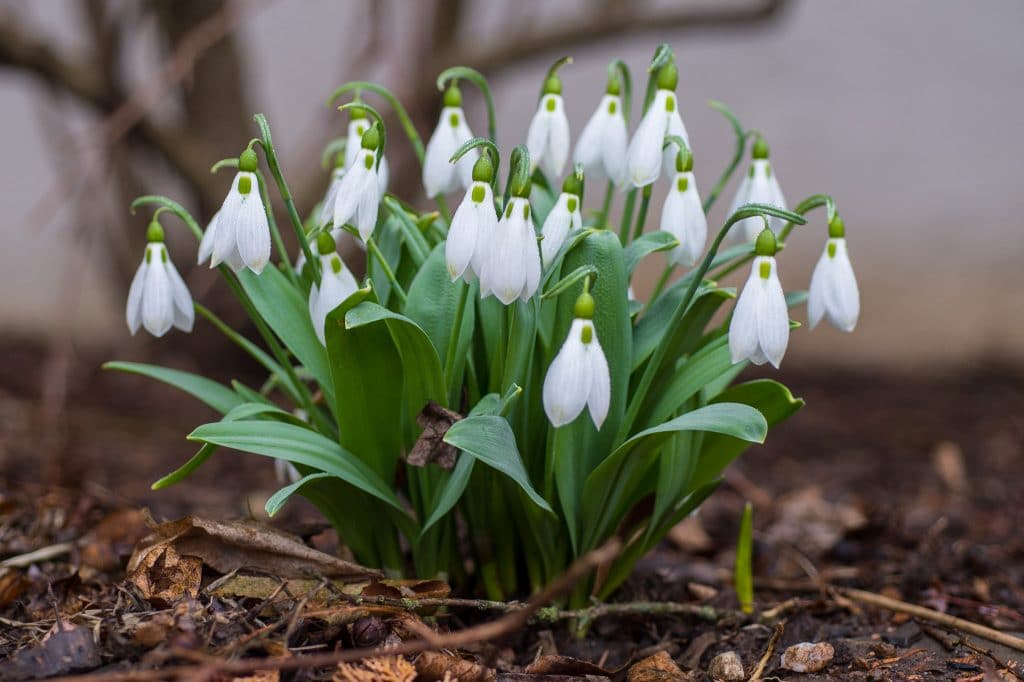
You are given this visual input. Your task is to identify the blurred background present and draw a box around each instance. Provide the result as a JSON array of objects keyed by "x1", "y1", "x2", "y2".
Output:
[{"x1": 0, "y1": 0, "x2": 1021, "y2": 505}]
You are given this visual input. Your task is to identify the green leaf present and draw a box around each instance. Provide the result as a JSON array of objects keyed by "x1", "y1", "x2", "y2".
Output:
[
  {"x1": 443, "y1": 415, "x2": 552, "y2": 513},
  {"x1": 188, "y1": 420, "x2": 407, "y2": 514},
  {"x1": 632, "y1": 283, "x2": 732, "y2": 372},
  {"x1": 541, "y1": 265, "x2": 597, "y2": 300},
  {"x1": 623, "y1": 231, "x2": 678, "y2": 276},
  {"x1": 421, "y1": 454, "x2": 475, "y2": 535},
  {"x1": 266, "y1": 472, "x2": 336, "y2": 516},
  {"x1": 103, "y1": 362, "x2": 243, "y2": 415},
  {"x1": 368, "y1": 216, "x2": 404, "y2": 306},
  {"x1": 384, "y1": 197, "x2": 430, "y2": 266},
  {"x1": 692, "y1": 380, "x2": 803, "y2": 489},
  {"x1": 735, "y1": 501, "x2": 754, "y2": 613},
  {"x1": 151, "y1": 444, "x2": 217, "y2": 490},
  {"x1": 645, "y1": 334, "x2": 734, "y2": 426},
  {"x1": 237, "y1": 266, "x2": 334, "y2": 408}
]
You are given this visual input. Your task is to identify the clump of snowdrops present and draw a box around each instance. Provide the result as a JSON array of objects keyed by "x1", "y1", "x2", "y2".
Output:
[{"x1": 109, "y1": 45, "x2": 860, "y2": 603}]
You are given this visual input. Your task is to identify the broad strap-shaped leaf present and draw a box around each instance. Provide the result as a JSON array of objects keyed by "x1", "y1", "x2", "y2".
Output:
[
  {"x1": 623, "y1": 231, "x2": 678, "y2": 276},
  {"x1": 237, "y1": 266, "x2": 334, "y2": 408},
  {"x1": 691, "y1": 380, "x2": 803, "y2": 489},
  {"x1": 632, "y1": 283, "x2": 732, "y2": 372},
  {"x1": 443, "y1": 415, "x2": 552, "y2": 513},
  {"x1": 644, "y1": 334, "x2": 734, "y2": 427},
  {"x1": 103, "y1": 361, "x2": 243, "y2": 415},
  {"x1": 188, "y1": 420, "x2": 407, "y2": 514}
]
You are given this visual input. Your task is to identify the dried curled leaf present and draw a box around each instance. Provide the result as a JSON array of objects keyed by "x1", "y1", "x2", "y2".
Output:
[
  {"x1": 416, "y1": 651, "x2": 494, "y2": 682},
  {"x1": 334, "y1": 656, "x2": 416, "y2": 682},
  {"x1": 628, "y1": 651, "x2": 694, "y2": 682},
  {"x1": 407, "y1": 401, "x2": 463, "y2": 469},
  {"x1": 127, "y1": 544, "x2": 201, "y2": 607}
]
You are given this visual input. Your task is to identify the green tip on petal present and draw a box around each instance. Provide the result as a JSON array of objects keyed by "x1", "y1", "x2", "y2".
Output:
[
  {"x1": 443, "y1": 83, "x2": 462, "y2": 107},
  {"x1": 581, "y1": 324, "x2": 594, "y2": 344},
  {"x1": 361, "y1": 123, "x2": 382, "y2": 151},
  {"x1": 828, "y1": 214, "x2": 846, "y2": 239},
  {"x1": 472, "y1": 154, "x2": 494, "y2": 183},
  {"x1": 316, "y1": 231, "x2": 337, "y2": 255},
  {"x1": 656, "y1": 61, "x2": 679, "y2": 91},
  {"x1": 752, "y1": 136, "x2": 770, "y2": 160},
  {"x1": 574, "y1": 291, "x2": 595, "y2": 320},
  {"x1": 238, "y1": 148, "x2": 258, "y2": 172},
  {"x1": 146, "y1": 219, "x2": 165, "y2": 243},
  {"x1": 754, "y1": 228, "x2": 778, "y2": 257}
]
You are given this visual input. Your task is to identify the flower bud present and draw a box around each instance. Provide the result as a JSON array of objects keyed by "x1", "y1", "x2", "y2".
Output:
[
  {"x1": 360, "y1": 123, "x2": 382, "y2": 151},
  {"x1": 316, "y1": 231, "x2": 337, "y2": 255},
  {"x1": 752, "y1": 136, "x2": 770, "y2": 160},
  {"x1": 754, "y1": 226, "x2": 778, "y2": 257},
  {"x1": 238, "y1": 147, "x2": 258, "y2": 173},
  {"x1": 656, "y1": 61, "x2": 678, "y2": 91},
  {"x1": 561, "y1": 172, "x2": 583, "y2": 198},
  {"x1": 674, "y1": 148, "x2": 693, "y2": 173},
  {"x1": 443, "y1": 83, "x2": 463, "y2": 108},
  {"x1": 542, "y1": 73, "x2": 562, "y2": 96},
  {"x1": 146, "y1": 219, "x2": 165, "y2": 243},
  {"x1": 605, "y1": 73, "x2": 621, "y2": 96},
  {"x1": 828, "y1": 213, "x2": 845, "y2": 239},
  {"x1": 472, "y1": 154, "x2": 494, "y2": 183},
  {"x1": 573, "y1": 291, "x2": 595, "y2": 319}
]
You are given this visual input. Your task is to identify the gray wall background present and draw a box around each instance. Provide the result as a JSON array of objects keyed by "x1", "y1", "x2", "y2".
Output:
[{"x1": 2, "y1": 0, "x2": 1021, "y2": 368}]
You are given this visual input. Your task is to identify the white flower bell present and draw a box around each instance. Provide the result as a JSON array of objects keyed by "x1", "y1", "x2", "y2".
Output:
[
  {"x1": 126, "y1": 220, "x2": 194, "y2": 337},
  {"x1": 808, "y1": 215, "x2": 860, "y2": 332},
  {"x1": 540, "y1": 173, "x2": 583, "y2": 266},
  {"x1": 198, "y1": 148, "x2": 271, "y2": 274},
  {"x1": 659, "y1": 150, "x2": 707, "y2": 267},
  {"x1": 626, "y1": 61, "x2": 690, "y2": 188},
  {"x1": 333, "y1": 123, "x2": 383, "y2": 243},
  {"x1": 318, "y1": 163, "x2": 346, "y2": 229},
  {"x1": 526, "y1": 66, "x2": 571, "y2": 181},
  {"x1": 729, "y1": 228, "x2": 790, "y2": 368},
  {"x1": 479, "y1": 195, "x2": 541, "y2": 305},
  {"x1": 345, "y1": 111, "x2": 388, "y2": 201},
  {"x1": 729, "y1": 137, "x2": 787, "y2": 241},
  {"x1": 543, "y1": 290, "x2": 611, "y2": 429},
  {"x1": 446, "y1": 155, "x2": 498, "y2": 282},
  {"x1": 308, "y1": 232, "x2": 359, "y2": 345},
  {"x1": 574, "y1": 74, "x2": 628, "y2": 188},
  {"x1": 423, "y1": 84, "x2": 478, "y2": 198}
]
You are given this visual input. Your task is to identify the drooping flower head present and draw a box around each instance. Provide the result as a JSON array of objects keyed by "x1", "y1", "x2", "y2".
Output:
[
  {"x1": 198, "y1": 147, "x2": 271, "y2": 274},
  {"x1": 659, "y1": 148, "x2": 707, "y2": 267},
  {"x1": 627, "y1": 59, "x2": 691, "y2": 187},
  {"x1": 334, "y1": 120, "x2": 383, "y2": 243},
  {"x1": 729, "y1": 227, "x2": 790, "y2": 368},
  {"x1": 574, "y1": 68, "x2": 628, "y2": 188},
  {"x1": 526, "y1": 57, "x2": 572, "y2": 181},
  {"x1": 423, "y1": 83, "x2": 478, "y2": 198},
  {"x1": 729, "y1": 136, "x2": 787, "y2": 242},
  {"x1": 446, "y1": 153, "x2": 498, "y2": 283},
  {"x1": 127, "y1": 218, "x2": 194, "y2": 337},
  {"x1": 543, "y1": 288, "x2": 611, "y2": 429},
  {"x1": 317, "y1": 150, "x2": 346, "y2": 229},
  {"x1": 540, "y1": 169, "x2": 584, "y2": 266},
  {"x1": 308, "y1": 232, "x2": 359, "y2": 345},
  {"x1": 479, "y1": 146, "x2": 541, "y2": 304},
  {"x1": 346, "y1": 107, "x2": 388, "y2": 200},
  {"x1": 808, "y1": 214, "x2": 860, "y2": 332}
]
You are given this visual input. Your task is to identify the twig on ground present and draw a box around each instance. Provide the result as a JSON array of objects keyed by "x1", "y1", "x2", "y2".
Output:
[
  {"x1": 748, "y1": 620, "x2": 784, "y2": 681},
  {"x1": 1, "y1": 542, "x2": 74, "y2": 568},
  {"x1": 837, "y1": 587, "x2": 1024, "y2": 653}
]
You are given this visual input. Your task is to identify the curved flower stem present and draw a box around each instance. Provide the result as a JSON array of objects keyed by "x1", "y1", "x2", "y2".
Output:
[
  {"x1": 253, "y1": 114, "x2": 316, "y2": 280},
  {"x1": 452, "y1": 136, "x2": 502, "y2": 196},
  {"x1": 329, "y1": 81, "x2": 426, "y2": 164},
  {"x1": 630, "y1": 185, "x2": 653, "y2": 242},
  {"x1": 436, "y1": 66, "x2": 498, "y2": 144},
  {"x1": 618, "y1": 188, "x2": 637, "y2": 244},
  {"x1": 702, "y1": 101, "x2": 750, "y2": 213},
  {"x1": 366, "y1": 236, "x2": 407, "y2": 305},
  {"x1": 444, "y1": 280, "x2": 470, "y2": 406},
  {"x1": 615, "y1": 203, "x2": 807, "y2": 447},
  {"x1": 607, "y1": 59, "x2": 633, "y2": 124}
]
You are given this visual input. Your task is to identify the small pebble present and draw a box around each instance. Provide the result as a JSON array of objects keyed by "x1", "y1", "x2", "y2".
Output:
[
  {"x1": 707, "y1": 651, "x2": 745, "y2": 681},
  {"x1": 781, "y1": 642, "x2": 835, "y2": 673}
]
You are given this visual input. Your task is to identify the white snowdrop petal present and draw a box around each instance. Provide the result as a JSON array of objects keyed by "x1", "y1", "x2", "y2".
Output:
[
  {"x1": 521, "y1": 215, "x2": 542, "y2": 301},
  {"x1": 543, "y1": 319, "x2": 591, "y2": 427},
  {"x1": 602, "y1": 107, "x2": 629, "y2": 188},
  {"x1": 125, "y1": 260, "x2": 146, "y2": 335},
  {"x1": 540, "y1": 193, "x2": 573, "y2": 266},
  {"x1": 345, "y1": 120, "x2": 368, "y2": 170},
  {"x1": 525, "y1": 105, "x2": 549, "y2": 173},
  {"x1": 423, "y1": 108, "x2": 461, "y2": 197},
  {"x1": 679, "y1": 180, "x2": 708, "y2": 266},
  {"x1": 454, "y1": 116, "x2": 478, "y2": 190},
  {"x1": 544, "y1": 98, "x2": 571, "y2": 179},
  {"x1": 211, "y1": 182, "x2": 242, "y2": 268},
  {"x1": 357, "y1": 167, "x2": 380, "y2": 242},
  {"x1": 573, "y1": 104, "x2": 605, "y2": 178},
  {"x1": 755, "y1": 258, "x2": 790, "y2": 368},
  {"x1": 198, "y1": 211, "x2": 219, "y2": 265},
  {"x1": 141, "y1": 245, "x2": 173, "y2": 337},
  {"x1": 165, "y1": 257, "x2": 194, "y2": 333},
  {"x1": 318, "y1": 170, "x2": 345, "y2": 228},
  {"x1": 662, "y1": 108, "x2": 691, "y2": 178},
  {"x1": 824, "y1": 240, "x2": 859, "y2": 331},
  {"x1": 445, "y1": 192, "x2": 479, "y2": 280},
  {"x1": 626, "y1": 90, "x2": 670, "y2": 187},
  {"x1": 470, "y1": 184, "x2": 497, "y2": 282},
  {"x1": 729, "y1": 265, "x2": 762, "y2": 364},
  {"x1": 586, "y1": 331, "x2": 612, "y2": 429},
  {"x1": 377, "y1": 156, "x2": 389, "y2": 201},
  {"x1": 333, "y1": 160, "x2": 366, "y2": 232},
  {"x1": 237, "y1": 188, "x2": 271, "y2": 274},
  {"x1": 807, "y1": 251, "x2": 828, "y2": 330}
]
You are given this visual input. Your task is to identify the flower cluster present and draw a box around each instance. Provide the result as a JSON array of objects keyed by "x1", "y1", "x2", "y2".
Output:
[{"x1": 113, "y1": 45, "x2": 861, "y2": 601}]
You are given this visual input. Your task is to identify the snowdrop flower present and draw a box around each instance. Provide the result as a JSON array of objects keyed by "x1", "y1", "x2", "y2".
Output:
[
  {"x1": 574, "y1": 73, "x2": 628, "y2": 188},
  {"x1": 446, "y1": 155, "x2": 498, "y2": 282},
  {"x1": 626, "y1": 61, "x2": 690, "y2": 187},
  {"x1": 198, "y1": 148, "x2": 270, "y2": 274},
  {"x1": 317, "y1": 155, "x2": 346, "y2": 228},
  {"x1": 808, "y1": 215, "x2": 860, "y2": 332},
  {"x1": 334, "y1": 123, "x2": 383, "y2": 243},
  {"x1": 479, "y1": 193, "x2": 541, "y2": 304},
  {"x1": 345, "y1": 109, "x2": 389, "y2": 200},
  {"x1": 126, "y1": 219, "x2": 193, "y2": 337},
  {"x1": 659, "y1": 150, "x2": 707, "y2": 267},
  {"x1": 540, "y1": 172, "x2": 584, "y2": 266},
  {"x1": 543, "y1": 290, "x2": 611, "y2": 429},
  {"x1": 526, "y1": 62, "x2": 571, "y2": 180},
  {"x1": 729, "y1": 228, "x2": 790, "y2": 368},
  {"x1": 423, "y1": 84, "x2": 478, "y2": 198},
  {"x1": 729, "y1": 137, "x2": 787, "y2": 242},
  {"x1": 308, "y1": 232, "x2": 359, "y2": 345}
]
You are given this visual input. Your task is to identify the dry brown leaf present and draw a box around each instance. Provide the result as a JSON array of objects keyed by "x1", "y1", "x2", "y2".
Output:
[
  {"x1": 128, "y1": 515, "x2": 380, "y2": 580},
  {"x1": 668, "y1": 516, "x2": 713, "y2": 553},
  {"x1": 80, "y1": 508, "x2": 149, "y2": 571},
  {"x1": 417, "y1": 650, "x2": 495, "y2": 682},
  {"x1": 334, "y1": 655, "x2": 416, "y2": 682},
  {"x1": 0, "y1": 620, "x2": 101, "y2": 680},
  {"x1": 0, "y1": 568, "x2": 28, "y2": 608},
  {"x1": 525, "y1": 654, "x2": 612, "y2": 676},
  {"x1": 408, "y1": 401, "x2": 463, "y2": 469},
  {"x1": 127, "y1": 543, "x2": 201, "y2": 607},
  {"x1": 628, "y1": 651, "x2": 694, "y2": 682}
]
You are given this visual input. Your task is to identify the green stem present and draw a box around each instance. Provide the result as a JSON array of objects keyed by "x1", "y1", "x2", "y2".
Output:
[
  {"x1": 436, "y1": 67, "x2": 498, "y2": 144},
  {"x1": 328, "y1": 81, "x2": 426, "y2": 164},
  {"x1": 703, "y1": 101, "x2": 750, "y2": 213},
  {"x1": 618, "y1": 188, "x2": 637, "y2": 244},
  {"x1": 366, "y1": 237, "x2": 407, "y2": 305},
  {"x1": 600, "y1": 180, "x2": 614, "y2": 225},
  {"x1": 630, "y1": 185, "x2": 653, "y2": 242},
  {"x1": 253, "y1": 169, "x2": 296, "y2": 285},
  {"x1": 253, "y1": 114, "x2": 317, "y2": 280},
  {"x1": 444, "y1": 280, "x2": 470, "y2": 405}
]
